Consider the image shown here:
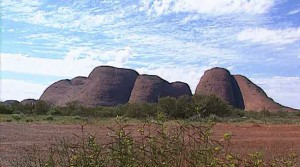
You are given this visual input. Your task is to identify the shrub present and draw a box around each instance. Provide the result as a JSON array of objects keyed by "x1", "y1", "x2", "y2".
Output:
[
  {"x1": 158, "y1": 95, "x2": 237, "y2": 119},
  {"x1": 158, "y1": 96, "x2": 177, "y2": 116},
  {"x1": 48, "y1": 107, "x2": 62, "y2": 116},
  {"x1": 122, "y1": 103, "x2": 157, "y2": 118},
  {"x1": 229, "y1": 109, "x2": 245, "y2": 118},
  {"x1": 11, "y1": 114, "x2": 22, "y2": 121},
  {"x1": 190, "y1": 95, "x2": 234, "y2": 118},
  {"x1": 293, "y1": 112, "x2": 300, "y2": 117},
  {"x1": 5, "y1": 119, "x2": 12, "y2": 122},
  {"x1": 93, "y1": 107, "x2": 116, "y2": 118},
  {"x1": 45, "y1": 116, "x2": 54, "y2": 121},
  {"x1": 208, "y1": 114, "x2": 221, "y2": 122},
  {"x1": 260, "y1": 109, "x2": 271, "y2": 117},
  {"x1": 19, "y1": 104, "x2": 35, "y2": 114},
  {"x1": 276, "y1": 110, "x2": 289, "y2": 117},
  {"x1": 25, "y1": 118, "x2": 34, "y2": 122},
  {"x1": 11, "y1": 119, "x2": 298, "y2": 167},
  {"x1": 158, "y1": 95, "x2": 192, "y2": 119},
  {"x1": 33, "y1": 100, "x2": 51, "y2": 115},
  {"x1": 0, "y1": 104, "x2": 13, "y2": 114}
]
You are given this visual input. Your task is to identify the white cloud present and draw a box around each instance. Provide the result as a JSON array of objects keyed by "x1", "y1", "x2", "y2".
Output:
[
  {"x1": 117, "y1": 33, "x2": 239, "y2": 64},
  {"x1": 140, "y1": 0, "x2": 276, "y2": 16},
  {"x1": 2, "y1": 1, "x2": 123, "y2": 32},
  {"x1": 114, "y1": 46, "x2": 135, "y2": 66},
  {"x1": 181, "y1": 15, "x2": 200, "y2": 24},
  {"x1": 251, "y1": 76, "x2": 300, "y2": 109},
  {"x1": 25, "y1": 33, "x2": 82, "y2": 45},
  {"x1": 2, "y1": 0, "x2": 42, "y2": 13},
  {"x1": 2, "y1": 53, "x2": 98, "y2": 77},
  {"x1": 237, "y1": 27, "x2": 300, "y2": 44},
  {"x1": 1, "y1": 46, "x2": 134, "y2": 77},
  {"x1": 288, "y1": 8, "x2": 300, "y2": 15},
  {"x1": 1, "y1": 79, "x2": 48, "y2": 101}
]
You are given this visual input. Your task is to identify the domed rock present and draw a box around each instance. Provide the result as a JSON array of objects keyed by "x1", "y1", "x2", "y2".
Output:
[
  {"x1": 169, "y1": 82, "x2": 192, "y2": 98},
  {"x1": 40, "y1": 79, "x2": 76, "y2": 106},
  {"x1": 194, "y1": 67, "x2": 298, "y2": 112},
  {"x1": 40, "y1": 66, "x2": 139, "y2": 107},
  {"x1": 234, "y1": 75, "x2": 297, "y2": 112},
  {"x1": 129, "y1": 75, "x2": 169, "y2": 103},
  {"x1": 71, "y1": 76, "x2": 87, "y2": 85},
  {"x1": 195, "y1": 67, "x2": 244, "y2": 109},
  {"x1": 3, "y1": 100, "x2": 20, "y2": 106},
  {"x1": 129, "y1": 75, "x2": 192, "y2": 103},
  {"x1": 21, "y1": 99, "x2": 37, "y2": 106},
  {"x1": 82, "y1": 66, "x2": 139, "y2": 106}
]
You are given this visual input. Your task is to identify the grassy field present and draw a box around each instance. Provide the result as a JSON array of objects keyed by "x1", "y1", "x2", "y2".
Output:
[{"x1": 2, "y1": 112, "x2": 300, "y2": 125}]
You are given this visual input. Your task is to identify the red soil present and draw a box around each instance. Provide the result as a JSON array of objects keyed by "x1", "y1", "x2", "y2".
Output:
[{"x1": 1, "y1": 122, "x2": 300, "y2": 166}]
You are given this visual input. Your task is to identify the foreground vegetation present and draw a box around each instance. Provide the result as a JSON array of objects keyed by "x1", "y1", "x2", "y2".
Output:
[
  {"x1": 1, "y1": 95, "x2": 300, "y2": 124},
  {"x1": 10, "y1": 118, "x2": 298, "y2": 167},
  {"x1": 2, "y1": 95, "x2": 300, "y2": 166}
]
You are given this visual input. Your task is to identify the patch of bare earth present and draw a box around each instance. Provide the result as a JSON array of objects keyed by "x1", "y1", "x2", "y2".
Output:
[{"x1": 1, "y1": 122, "x2": 300, "y2": 166}]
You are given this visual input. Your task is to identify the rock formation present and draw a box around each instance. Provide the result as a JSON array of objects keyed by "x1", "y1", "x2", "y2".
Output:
[
  {"x1": 196, "y1": 67, "x2": 297, "y2": 112},
  {"x1": 129, "y1": 75, "x2": 192, "y2": 103},
  {"x1": 234, "y1": 75, "x2": 297, "y2": 112},
  {"x1": 40, "y1": 66, "x2": 139, "y2": 107},
  {"x1": 195, "y1": 67, "x2": 244, "y2": 109},
  {"x1": 169, "y1": 82, "x2": 193, "y2": 98},
  {"x1": 20, "y1": 99, "x2": 37, "y2": 106},
  {"x1": 40, "y1": 65, "x2": 297, "y2": 112},
  {"x1": 82, "y1": 66, "x2": 139, "y2": 106},
  {"x1": 2, "y1": 100, "x2": 20, "y2": 106},
  {"x1": 129, "y1": 75, "x2": 165, "y2": 103},
  {"x1": 40, "y1": 79, "x2": 81, "y2": 106},
  {"x1": 129, "y1": 75, "x2": 167, "y2": 103},
  {"x1": 40, "y1": 66, "x2": 192, "y2": 107}
]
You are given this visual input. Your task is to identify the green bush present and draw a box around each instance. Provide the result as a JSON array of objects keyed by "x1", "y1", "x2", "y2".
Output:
[
  {"x1": 190, "y1": 95, "x2": 234, "y2": 118},
  {"x1": 207, "y1": 114, "x2": 222, "y2": 122},
  {"x1": 293, "y1": 112, "x2": 300, "y2": 117},
  {"x1": 45, "y1": 116, "x2": 54, "y2": 121},
  {"x1": 121, "y1": 103, "x2": 157, "y2": 118},
  {"x1": 11, "y1": 114, "x2": 22, "y2": 121},
  {"x1": 4, "y1": 95, "x2": 296, "y2": 122},
  {"x1": 158, "y1": 95, "x2": 238, "y2": 119},
  {"x1": 19, "y1": 104, "x2": 35, "y2": 114},
  {"x1": 48, "y1": 107, "x2": 62, "y2": 116},
  {"x1": 260, "y1": 109, "x2": 271, "y2": 117},
  {"x1": 5, "y1": 119, "x2": 12, "y2": 122},
  {"x1": 33, "y1": 100, "x2": 51, "y2": 115},
  {"x1": 277, "y1": 110, "x2": 289, "y2": 117},
  {"x1": 25, "y1": 118, "x2": 34, "y2": 122},
  {"x1": 0, "y1": 104, "x2": 13, "y2": 114},
  {"x1": 158, "y1": 95, "x2": 192, "y2": 119},
  {"x1": 93, "y1": 107, "x2": 116, "y2": 118},
  {"x1": 229, "y1": 109, "x2": 245, "y2": 117},
  {"x1": 0, "y1": 102, "x2": 38, "y2": 115}
]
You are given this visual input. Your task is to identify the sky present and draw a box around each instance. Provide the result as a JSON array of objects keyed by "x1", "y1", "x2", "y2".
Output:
[{"x1": 0, "y1": 0, "x2": 300, "y2": 109}]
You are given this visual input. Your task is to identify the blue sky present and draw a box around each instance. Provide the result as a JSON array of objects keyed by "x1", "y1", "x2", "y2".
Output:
[{"x1": 1, "y1": 0, "x2": 300, "y2": 109}]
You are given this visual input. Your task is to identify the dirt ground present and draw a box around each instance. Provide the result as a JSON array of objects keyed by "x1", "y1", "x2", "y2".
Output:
[{"x1": 1, "y1": 122, "x2": 300, "y2": 166}]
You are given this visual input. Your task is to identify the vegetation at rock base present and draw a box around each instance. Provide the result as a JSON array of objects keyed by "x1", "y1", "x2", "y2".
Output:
[{"x1": 1, "y1": 95, "x2": 300, "y2": 124}]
